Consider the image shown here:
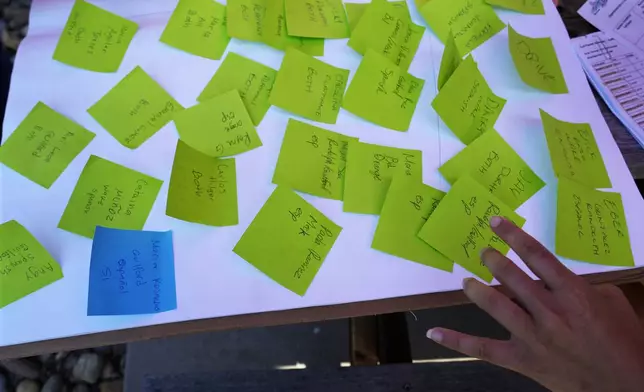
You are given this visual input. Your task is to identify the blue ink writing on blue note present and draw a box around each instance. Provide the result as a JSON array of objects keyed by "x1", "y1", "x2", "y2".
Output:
[{"x1": 87, "y1": 227, "x2": 177, "y2": 315}]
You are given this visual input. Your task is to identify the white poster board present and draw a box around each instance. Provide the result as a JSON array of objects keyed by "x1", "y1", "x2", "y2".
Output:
[{"x1": 1, "y1": 0, "x2": 643, "y2": 348}]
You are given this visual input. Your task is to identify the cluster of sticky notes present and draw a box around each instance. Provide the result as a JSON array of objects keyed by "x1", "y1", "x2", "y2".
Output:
[
  {"x1": 234, "y1": 186, "x2": 342, "y2": 295},
  {"x1": 440, "y1": 130, "x2": 545, "y2": 209},
  {"x1": 433, "y1": 56, "x2": 506, "y2": 145},
  {"x1": 0, "y1": 102, "x2": 95, "y2": 188},
  {"x1": 53, "y1": 0, "x2": 138, "y2": 72},
  {"x1": 198, "y1": 52, "x2": 277, "y2": 125},
  {"x1": 419, "y1": 176, "x2": 526, "y2": 281},
  {"x1": 348, "y1": 0, "x2": 424, "y2": 71},
  {"x1": 58, "y1": 155, "x2": 163, "y2": 239},
  {"x1": 344, "y1": 141, "x2": 422, "y2": 214},
  {"x1": 273, "y1": 119, "x2": 356, "y2": 200},
  {"x1": 175, "y1": 89, "x2": 263, "y2": 157},
  {"x1": 227, "y1": 0, "x2": 325, "y2": 55},
  {"x1": 285, "y1": 0, "x2": 350, "y2": 38},
  {"x1": 343, "y1": 50, "x2": 424, "y2": 131},
  {"x1": 160, "y1": 0, "x2": 231, "y2": 60},
  {"x1": 0, "y1": 221, "x2": 64, "y2": 309},
  {"x1": 88, "y1": 227, "x2": 177, "y2": 315},
  {"x1": 88, "y1": 66, "x2": 183, "y2": 149},
  {"x1": 540, "y1": 109, "x2": 611, "y2": 188},
  {"x1": 420, "y1": 0, "x2": 505, "y2": 55},
  {"x1": 270, "y1": 48, "x2": 349, "y2": 124},
  {"x1": 508, "y1": 25, "x2": 568, "y2": 94},
  {"x1": 373, "y1": 175, "x2": 453, "y2": 272},
  {"x1": 167, "y1": 140, "x2": 238, "y2": 226},
  {"x1": 555, "y1": 178, "x2": 634, "y2": 267}
]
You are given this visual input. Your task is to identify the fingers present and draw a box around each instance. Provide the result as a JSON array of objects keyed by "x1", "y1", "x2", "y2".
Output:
[
  {"x1": 489, "y1": 216, "x2": 579, "y2": 290},
  {"x1": 480, "y1": 248, "x2": 556, "y2": 319},
  {"x1": 462, "y1": 277, "x2": 535, "y2": 340},
  {"x1": 427, "y1": 327, "x2": 516, "y2": 368}
]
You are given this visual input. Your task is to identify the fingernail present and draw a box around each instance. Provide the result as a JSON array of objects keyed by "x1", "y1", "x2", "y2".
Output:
[
  {"x1": 462, "y1": 277, "x2": 474, "y2": 291},
  {"x1": 427, "y1": 328, "x2": 443, "y2": 343},
  {"x1": 490, "y1": 216, "x2": 502, "y2": 228}
]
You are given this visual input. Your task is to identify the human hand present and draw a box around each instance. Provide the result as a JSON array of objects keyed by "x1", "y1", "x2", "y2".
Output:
[{"x1": 427, "y1": 216, "x2": 644, "y2": 392}]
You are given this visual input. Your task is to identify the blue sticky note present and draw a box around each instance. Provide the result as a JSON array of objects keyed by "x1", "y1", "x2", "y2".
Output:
[{"x1": 88, "y1": 227, "x2": 177, "y2": 316}]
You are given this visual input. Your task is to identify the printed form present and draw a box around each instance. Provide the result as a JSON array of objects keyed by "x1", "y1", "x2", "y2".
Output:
[{"x1": 573, "y1": 31, "x2": 644, "y2": 146}]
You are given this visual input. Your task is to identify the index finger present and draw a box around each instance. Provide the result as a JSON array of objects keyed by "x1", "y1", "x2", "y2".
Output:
[{"x1": 489, "y1": 216, "x2": 580, "y2": 290}]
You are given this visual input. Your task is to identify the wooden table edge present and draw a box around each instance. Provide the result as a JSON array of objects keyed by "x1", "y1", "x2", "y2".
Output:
[{"x1": 1, "y1": 267, "x2": 642, "y2": 360}]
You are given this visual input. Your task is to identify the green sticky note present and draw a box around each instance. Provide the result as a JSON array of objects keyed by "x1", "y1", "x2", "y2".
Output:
[
  {"x1": 263, "y1": 0, "x2": 325, "y2": 56},
  {"x1": 226, "y1": 0, "x2": 268, "y2": 42},
  {"x1": 233, "y1": 186, "x2": 342, "y2": 296},
  {"x1": 556, "y1": 177, "x2": 633, "y2": 267},
  {"x1": 197, "y1": 52, "x2": 276, "y2": 125},
  {"x1": 437, "y1": 31, "x2": 462, "y2": 90},
  {"x1": 486, "y1": 0, "x2": 544, "y2": 15},
  {"x1": 53, "y1": 0, "x2": 138, "y2": 72},
  {"x1": 0, "y1": 102, "x2": 95, "y2": 189},
  {"x1": 343, "y1": 50, "x2": 424, "y2": 131},
  {"x1": 88, "y1": 66, "x2": 183, "y2": 149},
  {"x1": 175, "y1": 90, "x2": 263, "y2": 157},
  {"x1": 273, "y1": 119, "x2": 356, "y2": 200},
  {"x1": 344, "y1": 141, "x2": 422, "y2": 214},
  {"x1": 167, "y1": 140, "x2": 238, "y2": 226},
  {"x1": 440, "y1": 129, "x2": 545, "y2": 209},
  {"x1": 372, "y1": 175, "x2": 453, "y2": 272},
  {"x1": 285, "y1": 0, "x2": 350, "y2": 38},
  {"x1": 159, "y1": 0, "x2": 230, "y2": 60},
  {"x1": 270, "y1": 48, "x2": 349, "y2": 124},
  {"x1": 0, "y1": 220, "x2": 64, "y2": 309},
  {"x1": 418, "y1": 175, "x2": 526, "y2": 282},
  {"x1": 58, "y1": 155, "x2": 163, "y2": 239},
  {"x1": 421, "y1": 0, "x2": 505, "y2": 55},
  {"x1": 346, "y1": 0, "x2": 411, "y2": 31},
  {"x1": 508, "y1": 25, "x2": 568, "y2": 94},
  {"x1": 345, "y1": 2, "x2": 368, "y2": 31},
  {"x1": 432, "y1": 56, "x2": 506, "y2": 144},
  {"x1": 348, "y1": 0, "x2": 424, "y2": 71},
  {"x1": 540, "y1": 109, "x2": 610, "y2": 189}
]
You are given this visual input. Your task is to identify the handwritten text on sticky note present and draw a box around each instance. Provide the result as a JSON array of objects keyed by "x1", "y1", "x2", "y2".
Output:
[
  {"x1": 198, "y1": 52, "x2": 276, "y2": 126},
  {"x1": 234, "y1": 186, "x2": 342, "y2": 296},
  {"x1": 58, "y1": 155, "x2": 163, "y2": 238},
  {"x1": 160, "y1": 0, "x2": 230, "y2": 60},
  {"x1": 270, "y1": 48, "x2": 349, "y2": 124},
  {"x1": 88, "y1": 227, "x2": 177, "y2": 315},
  {"x1": 273, "y1": 119, "x2": 356, "y2": 200},
  {"x1": 167, "y1": 140, "x2": 238, "y2": 226},
  {"x1": 0, "y1": 220, "x2": 64, "y2": 309},
  {"x1": 556, "y1": 178, "x2": 633, "y2": 267},
  {"x1": 540, "y1": 109, "x2": 610, "y2": 188},
  {"x1": 175, "y1": 90, "x2": 263, "y2": 157},
  {"x1": 508, "y1": 25, "x2": 568, "y2": 94},
  {"x1": 373, "y1": 175, "x2": 453, "y2": 271},
  {"x1": 440, "y1": 129, "x2": 545, "y2": 209},
  {"x1": 418, "y1": 175, "x2": 526, "y2": 281},
  {"x1": 343, "y1": 141, "x2": 422, "y2": 214},
  {"x1": 88, "y1": 66, "x2": 183, "y2": 149},
  {"x1": 53, "y1": 0, "x2": 138, "y2": 72},
  {"x1": 343, "y1": 50, "x2": 424, "y2": 131},
  {"x1": 0, "y1": 102, "x2": 95, "y2": 188}
]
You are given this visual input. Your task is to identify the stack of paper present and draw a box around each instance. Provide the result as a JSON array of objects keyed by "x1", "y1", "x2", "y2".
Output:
[{"x1": 572, "y1": 31, "x2": 644, "y2": 147}]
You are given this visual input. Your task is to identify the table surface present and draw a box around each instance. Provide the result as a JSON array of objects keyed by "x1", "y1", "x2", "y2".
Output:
[{"x1": 1, "y1": 0, "x2": 644, "y2": 360}]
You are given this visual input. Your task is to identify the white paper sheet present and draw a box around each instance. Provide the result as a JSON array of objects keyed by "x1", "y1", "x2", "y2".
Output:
[
  {"x1": 1, "y1": 0, "x2": 643, "y2": 348},
  {"x1": 578, "y1": 0, "x2": 644, "y2": 53},
  {"x1": 573, "y1": 31, "x2": 644, "y2": 147}
]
